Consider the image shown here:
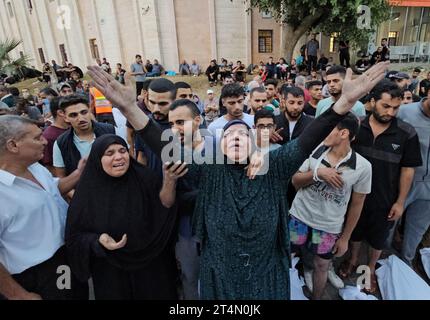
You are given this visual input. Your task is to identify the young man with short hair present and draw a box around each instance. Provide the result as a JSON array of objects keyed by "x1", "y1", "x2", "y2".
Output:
[
  {"x1": 291, "y1": 113, "x2": 372, "y2": 300},
  {"x1": 304, "y1": 80, "x2": 323, "y2": 117},
  {"x1": 306, "y1": 33, "x2": 320, "y2": 75},
  {"x1": 53, "y1": 95, "x2": 115, "y2": 177},
  {"x1": 130, "y1": 55, "x2": 147, "y2": 98},
  {"x1": 316, "y1": 66, "x2": 366, "y2": 118},
  {"x1": 208, "y1": 83, "x2": 254, "y2": 137},
  {"x1": 265, "y1": 79, "x2": 280, "y2": 109},
  {"x1": 254, "y1": 109, "x2": 281, "y2": 152},
  {"x1": 41, "y1": 97, "x2": 69, "y2": 174}
]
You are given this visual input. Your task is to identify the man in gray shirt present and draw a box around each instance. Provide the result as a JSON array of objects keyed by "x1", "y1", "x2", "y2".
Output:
[
  {"x1": 306, "y1": 33, "x2": 320, "y2": 75},
  {"x1": 398, "y1": 92, "x2": 430, "y2": 267},
  {"x1": 130, "y1": 54, "x2": 147, "y2": 98}
]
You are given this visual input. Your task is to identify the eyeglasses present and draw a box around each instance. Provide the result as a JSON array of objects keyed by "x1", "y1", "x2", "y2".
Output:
[
  {"x1": 223, "y1": 129, "x2": 250, "y2": 138},
  {"x1": 257, "y1": 124, "x2": 275, "y2": 130}
]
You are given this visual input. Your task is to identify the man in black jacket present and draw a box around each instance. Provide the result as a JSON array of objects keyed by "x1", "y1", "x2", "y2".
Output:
[
  {"x1": 53, "y1": 94, "x2": 115, "y2": 177},
  {"x1": 273, "y1": 86, "x2": 314, "y2": 145}
]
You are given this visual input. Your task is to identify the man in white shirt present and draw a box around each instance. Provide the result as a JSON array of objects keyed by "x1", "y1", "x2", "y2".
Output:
[
  {"x1": 291, "y1": 113, "x2": 372, "y2": 300},
  {"x1": 0, "y1": 116, "x2": 88, "y2": 300},
  {"x1": 208, "y1": 83, "x2": 254, "y2": 139}
]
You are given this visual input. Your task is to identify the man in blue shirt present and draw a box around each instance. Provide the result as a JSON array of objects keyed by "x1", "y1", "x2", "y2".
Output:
[{"x1": 316, "y1": 66, "x2": 365, "y2": 118}]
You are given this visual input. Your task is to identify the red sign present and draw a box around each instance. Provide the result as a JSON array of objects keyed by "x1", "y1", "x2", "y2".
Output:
[{"x1": 389, "y1": 0, "x2": 430, "y2": 6}]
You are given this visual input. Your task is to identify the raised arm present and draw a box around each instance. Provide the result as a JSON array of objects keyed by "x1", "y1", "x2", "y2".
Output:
[
  {"x1": 87, "y1": 66, "x2": 150, "y2": 131},
  {"x1": 272, "y1": 62, "x2": 389, "y2": 179},
  {"x1": 299, "y1": 61, "x2": 389, "y2": 156}
]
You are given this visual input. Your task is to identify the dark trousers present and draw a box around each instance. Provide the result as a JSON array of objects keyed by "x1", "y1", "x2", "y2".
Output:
[
  {"x1": 307, "y1": 55, "x2": 318, "y2": 74},
  {"x1": 12, "y1": 247, "x2": 89, "y2": 300},
  {"x1": 136, "y1": 81, "x2": 144, "y2": 99},
  {"x1": 91, "y1": 249, "x2": 178, "y2": 300},
  {"x1": 340, "y1": 53, "x2": 350, "y2": 68}
]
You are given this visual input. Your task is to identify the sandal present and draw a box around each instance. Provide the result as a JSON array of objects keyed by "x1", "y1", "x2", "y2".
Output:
[{"x1": 338, "y1": 260, "x2": 358, "y2": 279}]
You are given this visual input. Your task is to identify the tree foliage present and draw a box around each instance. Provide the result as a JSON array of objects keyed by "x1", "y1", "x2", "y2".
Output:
[
  {"x1": 246, "y1": 0, "x2": 391, "y2": 49},
  {"x1": 0, "y1": 38, "x2": 30, "y2": 76}
]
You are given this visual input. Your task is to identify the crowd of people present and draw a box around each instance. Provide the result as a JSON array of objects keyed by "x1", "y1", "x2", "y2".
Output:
[{"x1": 0, "y1": 46, "x2": 429, "y2": 301}]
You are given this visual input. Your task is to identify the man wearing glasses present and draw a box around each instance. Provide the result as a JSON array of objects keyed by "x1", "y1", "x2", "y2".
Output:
[{"x1": 254, "y1": 109, "x2": 281, "y2": 152}]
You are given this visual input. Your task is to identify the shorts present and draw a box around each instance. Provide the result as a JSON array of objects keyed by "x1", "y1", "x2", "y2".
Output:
[
  {"x1": 289, "y1": 215, "x2": 340, "y2": 260},
  {"x1": 351, "y1": 207, "x2": 394, "y2": 250}
]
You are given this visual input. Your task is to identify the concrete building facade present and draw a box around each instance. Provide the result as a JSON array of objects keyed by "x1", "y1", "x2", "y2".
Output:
[
  {"x1": 0, "y1": 0, "x2": 334, "y2": 72},
  {"x1": 375, "y1": 0, "x2": 430, "y2": 60}
]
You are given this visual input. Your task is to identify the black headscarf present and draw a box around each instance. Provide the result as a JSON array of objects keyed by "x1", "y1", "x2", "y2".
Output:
[{"x1": 65, "y1": 134, "x2": 177, "y2": 282}]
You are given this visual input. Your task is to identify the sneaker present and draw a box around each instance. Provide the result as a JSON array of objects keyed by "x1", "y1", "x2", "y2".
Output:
[
  {"x1": 328, "y1": 264, "x2": 345, "y2": 289},
  {"x1": 304, "y1": 270, "x2": 313, "y2": 293}
]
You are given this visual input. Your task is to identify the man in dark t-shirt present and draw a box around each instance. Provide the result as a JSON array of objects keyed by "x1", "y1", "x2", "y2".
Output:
[
  {"x1": 339, "y1": 80, "x2": 422, "y2": 294},
  {"x1": 304, "y1": 80, "x2": 323, "y2": 117},
  {"x1": 41, "y1": 97, "x2": 69, "y2": 174}
]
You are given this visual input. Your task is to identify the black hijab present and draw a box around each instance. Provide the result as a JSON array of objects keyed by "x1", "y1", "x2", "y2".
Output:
[{"x1": 65, "y1": 135, "x2": 177, "y2": 282}]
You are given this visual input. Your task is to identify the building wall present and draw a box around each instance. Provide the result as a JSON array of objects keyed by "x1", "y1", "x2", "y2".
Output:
[
  {"x1": 156, "y1": 0, "x2": 179, "y2": 71},
  {"x1": 174, "y1": 0, "x2": 212, "y2": 67},
  {"x1": 0, "y1": 0, "x2": 357, "y2": 73},
  {"x1": 251, "y1": 9, "x2": 281, "y2": 64},
  {"x1": 214, "y1": 0, "x2": 248, "y2": 64}
]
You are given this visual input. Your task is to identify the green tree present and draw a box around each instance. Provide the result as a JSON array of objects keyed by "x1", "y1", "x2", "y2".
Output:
[
  {"x1": 0, "y1": 38, "x2": 30, "y2": 77},
  {"x1": 246, "y1": 0, "x2": 391, "y2": 61}
]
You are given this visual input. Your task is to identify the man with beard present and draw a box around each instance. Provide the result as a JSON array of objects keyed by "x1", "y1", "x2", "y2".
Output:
[
  {"x1": 316, "y1": 66, "x2": 366, "y2": 118},
  {"x1": 134, "y1": 78, "x2": 176, "y2": 176},
  {"x1": 126, "y1": 79, "x2": 152, "y2": 162},
  {"x1": 339, "y1": 80, "x2": 422, "y2": 294},
  {"x1": 273, "y1": 86, "x2": 314, "y2": 145},
  {"x1": 248, "y1": 87, "x2": 269, "y2": 115}
]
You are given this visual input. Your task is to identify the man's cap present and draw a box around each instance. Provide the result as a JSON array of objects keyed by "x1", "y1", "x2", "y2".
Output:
[
  {"x1": 57, "y1": 82, "x2": 73, "y2": 91},
  {"x1": 387, "y1": 71, "x2": 410, "y2": 80},
  {"x1": 207, "y1": 89, "x2": 214, "y2": 94}
]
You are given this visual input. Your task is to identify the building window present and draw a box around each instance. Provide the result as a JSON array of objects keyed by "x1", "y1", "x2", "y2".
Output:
[
  {"x1": 7, "y1": 2, "x2": 14, "y2": 18},
  {"x1": 261, "y1": 11, "x2": 272, "y2": 19},
  {"x1": 258, "y1": 30, "x2": 273, "y2": 53},
  {"x1": 59, "y1": 44, "x2": 68, "y2": 63},
  {"x1": 38, "y1": 48, "x2": 46, "y2": 64},
  {"x1": 89, "y1": 39, "x2": 100, "y2": 60},
  {"x1": 329, "y1": 33, "x2": 339, "y2": 53},
  {"x1": 388, "y1": 31, "x2": 398, "y2": 46}
]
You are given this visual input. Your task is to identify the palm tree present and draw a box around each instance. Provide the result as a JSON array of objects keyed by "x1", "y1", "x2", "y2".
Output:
[{"x1": 0, "y1": 38, "x2": 31, "y2": 78}]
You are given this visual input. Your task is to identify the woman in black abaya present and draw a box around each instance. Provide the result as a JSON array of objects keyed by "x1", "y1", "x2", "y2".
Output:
[{"x1": 65, "y1": 134, "x2": 178, "y2": 300}]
